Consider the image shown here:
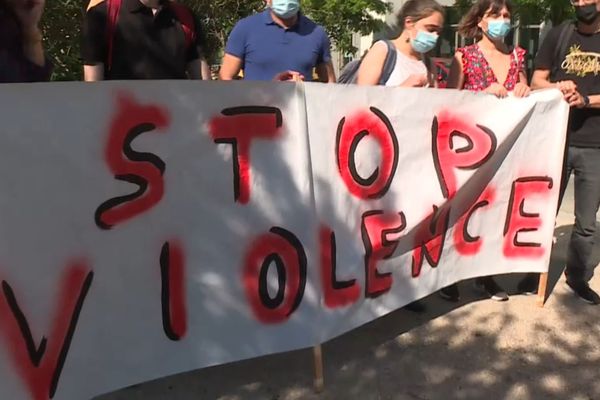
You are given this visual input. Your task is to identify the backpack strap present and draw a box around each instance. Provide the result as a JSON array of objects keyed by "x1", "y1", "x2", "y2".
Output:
[
  {"x1": 169, "y1": 2, "x2": 196, "y2": 50},
  {"x1": 379, "y1": 40, "x2": 397, "y2": 85},
  {"x1": 105, "y1": 0, "x2": 121, "y2": 71},
  {"x1": 551, "y1": 20, "x2": 575, "y2": 81}
]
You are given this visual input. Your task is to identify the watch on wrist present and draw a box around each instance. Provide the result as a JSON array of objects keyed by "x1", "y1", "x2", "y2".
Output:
[{"x1": 583, "y1": 95, "x2": 590, "y2": 108}]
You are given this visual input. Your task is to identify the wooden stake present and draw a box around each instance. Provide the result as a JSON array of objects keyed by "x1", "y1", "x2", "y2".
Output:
[
  {"x1": 313, "y1": 345, "x2": 324, "y2": 393},
  {"x1": 537, "y1": 272, "x2": 549, "y2": 308}
]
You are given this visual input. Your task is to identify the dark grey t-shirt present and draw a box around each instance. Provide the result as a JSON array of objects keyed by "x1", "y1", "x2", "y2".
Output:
[{"x1": 535, "y1": 25, "x2": 600, "y2": 147}]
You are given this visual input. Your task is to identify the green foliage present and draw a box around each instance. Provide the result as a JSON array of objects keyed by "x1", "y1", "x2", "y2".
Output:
[
  {"x1": 41, "y1": 0, "x2": 390, "y2": 79},
  {"x1": 452, "y1": 0, "x2": 573, "y2": 25},
  {"x1": 42, "y1": 0, "x2": 84, "y2": 81},
  {"x1": 302, "y1": 0, "x2": 391, "y2": 55}
]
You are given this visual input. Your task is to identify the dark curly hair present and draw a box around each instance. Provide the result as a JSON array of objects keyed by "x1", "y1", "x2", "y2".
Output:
[{"x1": 458, "y1": 0, "x2": 514, "y2": 40}]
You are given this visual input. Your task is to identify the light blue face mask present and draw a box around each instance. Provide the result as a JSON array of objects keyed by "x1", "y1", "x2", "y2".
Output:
[
  {"x1": 271, "y1": 0, "x2": 300, "y2": 19},
  {"x1": 487, "y1": 19, "x2": 511, "y2": 40},
  {"x1": 411, "y1": 30, "x2": 439, "y2": 54}
]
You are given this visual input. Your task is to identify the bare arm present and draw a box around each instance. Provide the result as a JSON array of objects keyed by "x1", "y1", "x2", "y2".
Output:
[
  {"x1": 219, "y1": 53, "x2": 243, "y2": 80},
  {"x1": 446, "y1": 52, "x2": 464, "y2": 89},
  {"x1": 531, "y1": 69, "x2": 554, "y2": 90},
  {"x1": 315, "y1": 61, "x2": 336, "y2": 83},
  {"x1": 356, "y1": 43, "x2": 387, "y2": 86},
  {"x1": 84, "y1": 64, "x2": 104, "y2": 81}
]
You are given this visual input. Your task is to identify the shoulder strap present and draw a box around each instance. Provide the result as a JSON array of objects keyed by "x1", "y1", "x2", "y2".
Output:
[
  {"x1": 106, "y1": 0, "x2": 121, "y2": 71},
  {"x1": 379, "y1": 39, "x2": 397, "y2": 85},
  {"x1": 551, "y1": 21, "x2": 575, "y2": 80},
  {"x1": 169, "y1": 2, "x2": 196, "y2": 50}
]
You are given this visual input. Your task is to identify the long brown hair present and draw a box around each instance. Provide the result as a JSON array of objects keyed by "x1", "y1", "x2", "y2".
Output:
[
  {"x1": 459, "y1": 0, "x2": 514, "y2": 40},
  {"x1": 396, "y1": 0, "x2": 445, "y2": 34}
]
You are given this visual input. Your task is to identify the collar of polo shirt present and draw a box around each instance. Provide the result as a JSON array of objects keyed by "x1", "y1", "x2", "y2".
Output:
[
  {"x1": 126, "y1": 0, "x2": 166, "y2": 12},
  {"x1": 263, "y1": 8, "x2": 303, "y2": 29}
]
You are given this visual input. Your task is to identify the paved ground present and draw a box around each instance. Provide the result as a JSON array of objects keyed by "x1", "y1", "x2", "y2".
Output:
[{"x1": 98, "y1": 179, "x2": 600, "y2": 400}]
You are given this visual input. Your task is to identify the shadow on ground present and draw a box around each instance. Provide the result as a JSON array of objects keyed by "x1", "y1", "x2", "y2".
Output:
[{"x1": 96, "y1": 222, "x2": 600, "y2": 400}]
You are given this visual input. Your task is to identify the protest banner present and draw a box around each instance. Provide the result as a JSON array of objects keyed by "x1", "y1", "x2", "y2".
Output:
[{"x1": 0, "y1": 81, "x2": 568, "y2": 400}]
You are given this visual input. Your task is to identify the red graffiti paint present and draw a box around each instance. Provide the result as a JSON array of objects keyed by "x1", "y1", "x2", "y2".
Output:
[
  {"x1": 361, "y1": 211, "x2": 407, "y2": 298},
  {"x1": 411, "y1": 206, "x2": 450, "y2": 278},
  {"x1": 243, "y1": 227, "x2": 307, "y2": 324},
  {"x1": 95, "y1": 92, "x2": 170, "y2": 230},
  {"x1": 209, "y1": 107, "x2": 283, "y2": 204},
  {"x1": 453, "y1": 187, "x2": 496, "y2": 256},
  {"x1": 160, "y1": 241, "x2": 187, "y2": 341},
  {"x1": 0, "y1": 261, "x2": 93, "y2": 400},
  {"x1": 432, "y1": 110, "x2": 497, "y2": 199},
  {"x1": 319, "y1": 225, "x2": 360, "y2": 308},
  {"x1": 336, "y1": 107, "x2": 399, "y2": 199},
  {"x1": 503, "y1": 177, "x2": 553, "y2": 258}
]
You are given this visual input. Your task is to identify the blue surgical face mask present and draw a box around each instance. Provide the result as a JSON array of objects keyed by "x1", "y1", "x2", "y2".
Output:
[
  {"x1": 411, "y1": 30, "x2": 439, "y2": 54},
  {"x1": 487, "y1": 19, "x2": 511, "y2": 40},
  {"x1": 271, "y1": 0, "x2": 300, "y2": 19}
]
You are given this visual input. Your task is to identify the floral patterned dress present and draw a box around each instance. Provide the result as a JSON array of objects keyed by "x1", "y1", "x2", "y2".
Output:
[{"x1": 458, "y1": 44, "x2": 526, "y2": 92}]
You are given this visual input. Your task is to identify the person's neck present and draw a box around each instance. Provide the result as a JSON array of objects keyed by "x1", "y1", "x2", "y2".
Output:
[
  {"x1": 270, "y1": 10, "x2": 298, "y2": 29},
  {"x1": 577, "y1": 15, "x2": 600, "y2": 35},
  {"x1": 477, "y1": 35, "x2": 508, "y2": 53},
  {"x1": 394, "y1": 32, "x2": 422, "y2": 61},
  {"x1": 140, "y1": 0, "x2": 161, "y2": 9}
]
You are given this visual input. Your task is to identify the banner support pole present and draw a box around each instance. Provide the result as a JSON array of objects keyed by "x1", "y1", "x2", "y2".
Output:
[
  {"x1": 536, "y1": 272, "x2": 548, "y2": 308},
  {"x1": 313, "y1": 345, "x2": 324, "y2": 392}
]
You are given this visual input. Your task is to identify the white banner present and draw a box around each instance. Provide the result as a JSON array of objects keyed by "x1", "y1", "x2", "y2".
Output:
[{"x1": 0, "y1": 81, "x2": 568, "y2": 400}]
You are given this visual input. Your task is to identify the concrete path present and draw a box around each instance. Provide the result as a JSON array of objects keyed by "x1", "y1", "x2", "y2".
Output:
[{"x1": 97, "y1": 179, "x2": 600, "y2": 400}]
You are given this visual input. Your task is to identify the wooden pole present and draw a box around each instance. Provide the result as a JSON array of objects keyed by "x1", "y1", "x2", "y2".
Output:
[
  {"x1": 537, "y1": 272, "x2": 549, "y2": 308},
  {"x1": 313, "y1": 345, "x2": 324, "y2": 393}
]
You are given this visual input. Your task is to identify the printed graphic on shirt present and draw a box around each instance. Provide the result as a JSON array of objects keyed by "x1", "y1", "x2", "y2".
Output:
[{"x1": 561, "y1": 44, "x2": 600, "y2": 77}]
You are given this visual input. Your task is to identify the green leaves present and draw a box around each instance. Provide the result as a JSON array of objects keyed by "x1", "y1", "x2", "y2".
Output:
[{"x1": 41, "y1": 0, "x2": 391, "y2": 80}]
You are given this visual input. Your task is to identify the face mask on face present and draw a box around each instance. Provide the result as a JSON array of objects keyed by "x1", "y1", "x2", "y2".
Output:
[
  {"x1": 271, "y1": 0, "x2": 300, "y2": 19},
  {"x1": 411, "y1": 30, "x2": 439, "y2": 53},
  {"x1": 575, "y1": 4, "x2": 599, "y2": 24},
  {"x1": 486, "y1": 19, "x2": 511, "y2": 39}
]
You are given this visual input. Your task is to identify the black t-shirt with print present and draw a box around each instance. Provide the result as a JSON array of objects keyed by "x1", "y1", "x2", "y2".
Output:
[{"x1": 535, "y1": 25, "x2": 600, "y2": 147}]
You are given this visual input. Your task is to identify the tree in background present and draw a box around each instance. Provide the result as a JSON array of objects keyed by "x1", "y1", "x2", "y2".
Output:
[
  {"x1": 453, "y1": 0, "x2": 573, "y2": 26},
  {"x1": 42, "y1": 0, "x2": 390, "y2": 80},
  {"x1": 42, "y1": 0, "x2": 84, "y2": 81}
]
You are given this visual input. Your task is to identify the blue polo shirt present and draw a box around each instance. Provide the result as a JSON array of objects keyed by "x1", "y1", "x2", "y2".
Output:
[{"x1": 224, "y1": 10, "x2": 332, "y2": 81}]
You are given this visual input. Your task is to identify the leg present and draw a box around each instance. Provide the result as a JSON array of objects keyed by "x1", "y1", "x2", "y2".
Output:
[{"x1": 566, "y1": 148, "x2": 600, "y2": 284}]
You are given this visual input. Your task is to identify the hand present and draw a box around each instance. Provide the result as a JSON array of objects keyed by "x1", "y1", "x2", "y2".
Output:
[
  {"x1": 485, "y1": 83, "x2": 508, "y2": 98},
  {"x1": 556, "y1": 80, "x2": 577, "y2": 96},
  {"x1": 513, "y1": 82, "x2": 531, "y2": 98},
  {"x1": 400, "y1": 74, "x2": 428, "y2": 88},
  {"x1": 10, "y1": 0, "x2": 45, "y2": 38},
  {"x1": 273, "y1": 70, "x2": 304, "y2": 82},
  {"x1": 565, "y1": 90, "x2": 587, "y2": 108}
]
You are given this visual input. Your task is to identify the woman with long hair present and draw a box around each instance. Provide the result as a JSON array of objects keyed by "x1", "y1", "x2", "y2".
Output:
[
  {"x1": 357, "y1": 0, "x2": 445, "y2": 87},
  {"x1": 441, "y1": 0, "x2": 530, "y2": 303},
  {"x1": 447, "y1": 0, "x2": 530, "y2": 98},
  {"x1": 0, "y1": 0, "x2": 51, "y2": 82}
]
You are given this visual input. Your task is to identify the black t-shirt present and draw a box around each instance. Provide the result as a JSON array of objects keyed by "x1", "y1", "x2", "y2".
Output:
[
  {"x1": 535, "y1": 24, "x2": 600, "y2": 147},
  {"x1": 82, "y1": 0, "x2": 206, "y2": 80}
]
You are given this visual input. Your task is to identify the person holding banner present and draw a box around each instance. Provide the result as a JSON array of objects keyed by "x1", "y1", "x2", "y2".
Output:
[
  {"x1": 441, "y1": 0, "x2": 531, "y2": 303},
  {"x1": 82, "y1": 0, "x2": 209, "y2": 81},
  {"x1": 356, "y1": 0, "x2": 444, "y2": 87},
  {"x1": 219, "y1": 0, "x2": 336, "y2": 82},
  {"x1": 530, "y1": 0, "x2": 600, "y2": 305},
  {"x1": 0, "y1": 0, "x2": 52, "y2": 83}
]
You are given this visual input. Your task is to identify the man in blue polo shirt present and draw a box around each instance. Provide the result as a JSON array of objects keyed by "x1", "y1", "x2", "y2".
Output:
[{"x1": 219, "y1": 0, "x2": 335, "y2": 82}]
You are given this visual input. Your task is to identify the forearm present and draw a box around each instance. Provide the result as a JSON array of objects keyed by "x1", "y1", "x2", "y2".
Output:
[
  {"x1": 531, "y1": 75, "x2": 555, "y2": 90},
  {"x1": 21, "y1": 30, "x2": 45, "y2": 67}
]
